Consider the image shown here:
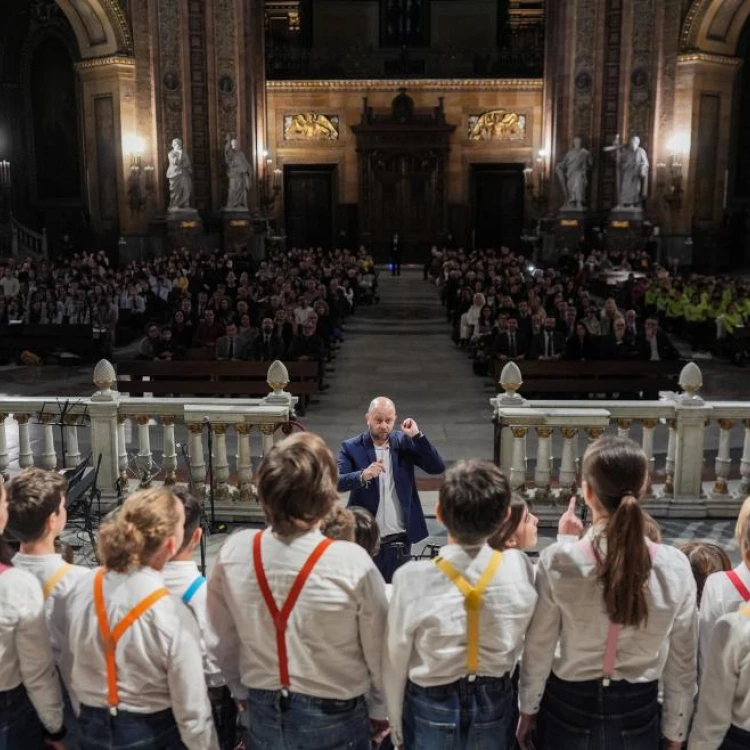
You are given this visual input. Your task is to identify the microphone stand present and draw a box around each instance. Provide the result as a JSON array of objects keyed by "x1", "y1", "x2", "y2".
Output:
[
  {"x1": 203, "y1": 419, "x2": 228, "y2": 535},
  {"x1": 179, "y1": 443, "x2": 207, "y2": 576}
]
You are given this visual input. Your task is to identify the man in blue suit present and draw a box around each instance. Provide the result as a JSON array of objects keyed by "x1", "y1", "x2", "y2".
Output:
[{"x1": 337, "y1": 396, "x2": 446, "y2": 582}]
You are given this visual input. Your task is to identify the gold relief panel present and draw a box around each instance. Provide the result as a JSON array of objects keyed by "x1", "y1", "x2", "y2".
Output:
[
  {"x1": 283, "y1": 113, "x2": 340, "y2": 141},
  {"x1": 467, "y1": 111, "x2": 527, "y2": 142}
]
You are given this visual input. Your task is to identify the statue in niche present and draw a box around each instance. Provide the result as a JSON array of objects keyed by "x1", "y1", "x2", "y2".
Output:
[
  {"x1": 166, "y1": 138, "x2": 193, "y2": 210},
  {"x1": 555, "y1": 136, "x2": 593, "y2": 210},
  {"x1": 604, "y1": 134, "x2": 650, "y2": 209},
  {"x1": 224, "y1": 134, "x2": 251, "y2": 210}
]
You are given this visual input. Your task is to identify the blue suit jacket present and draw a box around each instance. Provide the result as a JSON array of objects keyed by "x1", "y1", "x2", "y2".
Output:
[{"x1": 337, "y1": 430, "x2": 445, "y2": 544}]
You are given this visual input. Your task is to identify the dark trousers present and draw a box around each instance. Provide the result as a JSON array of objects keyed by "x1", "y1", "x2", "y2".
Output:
[
  {"x1": 403, "y1": 675, "x2": 514, "y2": 750},
  {"x1": 391, "y1": 253, "x2": 401, "y2": 276},
  {"x1": 245, "y1": 689, "x2": 369, "y2": 750},
  {"x1": 78, "y1": 705, "x2": 186, "y2": 750},
  {"x1": 720, "y1": 724, "x2": 750, "y2": 750},
  {"x1": 374, "y1": 535, "x2": 411, "y2": 583},
  {"x1": 538, "y1": 673, "x2": 660, "y2": 750},
  {"x1": 0, "y1": 684, "x2": 45, "y2": 750},
  {"x1": 209, "y1": 686, "x2": 238, "y2": 750}
]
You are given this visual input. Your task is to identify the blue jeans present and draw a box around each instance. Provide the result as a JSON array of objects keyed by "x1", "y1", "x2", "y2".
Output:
[
  {"x1": 403, "y1": 675, "x2": 514, "y2": 750},
  {"x1": 0, "y1": 684, "x2": 46, "y2": 750},
  {"x1": 720, "y1": 724, "x2": 750, "y2": 750},
  {"x1": 78, "y1": 705, "x2": 186, "y2": 750},
  {"x1": 374, "y1": 536, "x2": 411, "y2": 583},
  {"x1": 538, "y1": 673, "x2": 660, "y2": 750},
  {"x1": 245, "y1": 689, "x2": 369, "y2": 750}
]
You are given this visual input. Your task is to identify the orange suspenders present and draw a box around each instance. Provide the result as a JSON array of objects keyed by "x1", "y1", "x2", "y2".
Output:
[
  {"x1": 93, "y1": 568, "x2": 169, "y2": 715},
  {"x1": 252, "y1": 530, "x2": 333, "y2": 696}
]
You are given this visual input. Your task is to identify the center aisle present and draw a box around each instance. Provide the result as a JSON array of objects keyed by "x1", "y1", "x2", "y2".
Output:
[{"x1": 303, "y1": 268, "x2": 493, "y2": 467}]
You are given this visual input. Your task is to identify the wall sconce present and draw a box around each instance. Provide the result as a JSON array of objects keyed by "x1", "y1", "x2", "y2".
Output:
[
  {"x1": 124, "y1": 134, "x2": 154, "y2": 212},
  {"x1": 260, "y1": 151, "x2": 282, "y2": 215},
  {"x1": 661, "y1": 131, "x2": 689, "y2": 209}
]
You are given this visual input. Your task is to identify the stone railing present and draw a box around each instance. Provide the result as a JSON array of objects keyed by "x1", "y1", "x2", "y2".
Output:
[
  {"x1": 491, "y1": 361, "x2": 750, "y2": 523},
  {"x1": 11, "y1": 216, "x2": 48, "y2": 259},
  {"x1": 0, "y1": 360, "x2": 297, "y2": 522}
]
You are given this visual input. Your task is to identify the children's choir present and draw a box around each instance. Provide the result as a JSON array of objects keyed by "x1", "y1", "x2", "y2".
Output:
[{"x1": 0, "y1": 433, "x2": 747, "y2": 750}]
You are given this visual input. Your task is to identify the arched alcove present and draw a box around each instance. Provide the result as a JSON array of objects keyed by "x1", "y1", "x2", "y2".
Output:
[{"x1": 682, "y1": 0, "x2": 750, "y2": 55}]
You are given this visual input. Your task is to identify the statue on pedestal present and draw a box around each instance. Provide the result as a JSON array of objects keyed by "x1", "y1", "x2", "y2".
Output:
[
  {"x1": 604, "y1": 134, "x2": 650, "y2": 209},
  {"x1": 224, "y1": 134, "x2": 251, "y2": 210},
  {"x1": 555, "y1": 136, "x2": 593, "y2": 210},
  {"x1": 166, "y1": 138, "x2": 193, "y2": 210}
]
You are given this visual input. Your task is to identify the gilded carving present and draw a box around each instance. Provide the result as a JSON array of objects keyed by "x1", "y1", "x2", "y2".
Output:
[
  {"x1": 268, "y1": 79, "x2": 544, "y2": 92},
  {"x1": 283, "y1": 113, "x2": 340, "y2": 141},
  {"x1": 467, "y1": 111, "x2": 526, "y2": 141}
]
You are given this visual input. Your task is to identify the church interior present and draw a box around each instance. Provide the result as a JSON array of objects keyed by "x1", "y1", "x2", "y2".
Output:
[{"x1": 2, "y1": 0, "x2": 750, "y2": 269}]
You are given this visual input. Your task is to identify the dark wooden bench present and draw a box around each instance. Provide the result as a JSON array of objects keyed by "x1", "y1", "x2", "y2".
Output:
[
  {"x1": 0, "y1": 324, "x2": 100, "y2": 363},
  {"x1": 494, "y1": 359, "x2": 683, "y2": 399},
  {"x1": 116, "y1": 360, "x2": 320, "y2": 415}
]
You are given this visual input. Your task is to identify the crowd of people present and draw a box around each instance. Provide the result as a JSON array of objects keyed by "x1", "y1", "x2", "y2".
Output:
[
  {"x1": 428, "y1": 245, "x2": 750, "y2": 373},
  {"x1": 0, "y1": 403, "x2": 748, "y2": 750},
  {"x1": 0, "y1": 245, "x2": 379, "y2": 364}
]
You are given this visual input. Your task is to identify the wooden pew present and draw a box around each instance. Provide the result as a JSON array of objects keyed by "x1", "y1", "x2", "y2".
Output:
[
  {"x1": 0, "y1": 324, "x2": 100, "y2": 364},
  {"x1": 116, "y1": 360, "x2": 320, "y2": 415},
  {"x1": 493, "y1": 359, "x2": 682, "y2": 398}
]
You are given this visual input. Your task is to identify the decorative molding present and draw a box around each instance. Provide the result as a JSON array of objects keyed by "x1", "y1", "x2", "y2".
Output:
[
  {"x1": 677, "y1": 52, "x2": 743, "y2": 66},
  {"x1": 283, "y1": 113, "x2": 339, "y2": 140},
  {"x1": 467, "y1": 111, "x2": 527, "y2": 141},
  {"x1": 74, "y1": 55, "x2": 135, "y2": 70},
  {"x1": 101, "y1": 0, "x2": 134, "y2": 55},
  {"x1": 681, "y1": 0, "x2": 708, "y2": 50},
  {"x1": 267, "y1": 78, "x2": 544, "y2": 93}
]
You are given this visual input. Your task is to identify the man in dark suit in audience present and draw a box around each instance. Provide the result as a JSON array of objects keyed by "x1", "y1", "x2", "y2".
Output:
[
  {"x1": 253, "y1": 317, "x2": 285, "y2": 361},
  {"x1": 530, "y1": 316, "x2": 565, "y2": 360},
  {"x1": 288, "y1": 320, "x2": 325, "y2": 362},
  {"x1": 215, "y1": 322, "x2": 247, "y2": 361},
  {"x1": 493, "y1": 317, "x2": 528, "y2": 361},
  {"x1": 640, "y1": 317, "x2": 680, "y2": 361}
]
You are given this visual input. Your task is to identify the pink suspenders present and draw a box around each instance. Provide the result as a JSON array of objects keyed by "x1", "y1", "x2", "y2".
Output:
[
  {"x1": 578, "y1": 539, "x2": 658, "y2": 687},
  {"x1": 726, "y1": 570, "x2": 750, "y2": 602}
]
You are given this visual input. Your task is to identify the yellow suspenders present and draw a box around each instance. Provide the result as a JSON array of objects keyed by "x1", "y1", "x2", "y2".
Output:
[
  {"x1": 43, "y1": 564, "x2": 73, "y2": 600},
  {"x1": 433, "y1": 550, "x2": 503, "y2": 679}
]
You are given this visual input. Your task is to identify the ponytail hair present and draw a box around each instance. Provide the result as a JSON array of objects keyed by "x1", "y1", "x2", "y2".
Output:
[
  {"x1": 582, "y1": 436, "x2": 650, "y2": 628},
  {"x1": 97, "y1": 488, "x2": 180, "y2": 573}
]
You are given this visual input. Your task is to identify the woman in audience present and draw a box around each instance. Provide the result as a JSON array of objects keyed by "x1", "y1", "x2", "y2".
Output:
[
  {"x1": 680, "y1": 541, "x2": 732, "y2": 608},
  {"x1": 698, "y1": 496, "x2": 750, "y2": 672},
  {"x1": 517, "y1": 435, "x2": 697, "y2": 750},
  {"x1": 170, "y1": 308, "x2": 194, "y2": 348},
  {"x1": 207, "y1": 432, "x2": 388, "y2": 750},
  {"x1": 66, "y1": 487, "x2": 217, "y2": 750}
]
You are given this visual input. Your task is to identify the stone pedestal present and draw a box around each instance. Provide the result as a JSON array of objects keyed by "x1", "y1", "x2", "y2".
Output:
[
  {"x1": 166, "y1": 208, "x2": 203, "y2": 250},
  {"x1": 606, "y1": 208, "x2": 646, "y2": 253},
  {"x1": 222, "y1": 208, "x2": 252, "y2": 253},
  {"x1": 554, "y1": 209, "x2": 587, "y2": 249}
]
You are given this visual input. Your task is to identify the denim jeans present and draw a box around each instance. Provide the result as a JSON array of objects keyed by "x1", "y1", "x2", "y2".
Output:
[
  {"x1": 78, "y1": 705, "x2": 186, "y2": 750},
  {"x1": 246, "y1": 689, "x2": 369, "y2": 750},
  {"x1": 0, "y1": 684, "x2": 46, "y2": 750},
  {"x1": 538, "y1": 673, "x2": 660, "y2": 750},
  {"x1": 720, "y1": 724, "x2": 750, "y2": 750},
  {"x1": 403, "y1": 675, "x2": 514, "y2": 750},
  {"x1": 374, "y1": 537, "x2": 411, "y2": 584}
]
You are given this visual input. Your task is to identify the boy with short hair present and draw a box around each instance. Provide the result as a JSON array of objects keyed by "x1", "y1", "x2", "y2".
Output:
[
  {"x1": 382, "y1": 460, "x2": 538, "y2": 750},
  {"x1": 7, "y1": 468, "x2": 89, "y2": 726}
]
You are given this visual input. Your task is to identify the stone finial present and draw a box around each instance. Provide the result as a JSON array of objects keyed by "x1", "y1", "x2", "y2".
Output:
[
  {"x1": 498, "y1": 361, "x2": 526, "y2": 405},
  {"x1": 266, "y1": 360, "x2": 290, "y2": 395},
  {"x1": 93, "y1": 359, "x2": 117, "y2": 393},
  {"x1": 678, "y1": 361, "x2": 704, "y2": 404}
]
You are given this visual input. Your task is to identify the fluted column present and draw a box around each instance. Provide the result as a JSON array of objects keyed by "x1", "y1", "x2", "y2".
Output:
[
  {"x1": 739, "y1": 419, "x2": 750, "y2": 497},
  {"x1": 39, "y1": 413, "x2": 57, "y2": 470},
  {"x1": 136, "y1": 415, "x2": 153, "y2": 478},
  {"x1": 663, "y1": 419, "x2": 677, "y2": 496},
  {"x1": 534, "y1": 427, "x2": 553, "y2": 502},
  {"x1": 117, "y1": 414, "x2": 129, "y2": 484},
  {"x1": 160, "y1": 415, "x2": 177, "y2": 485},
  {"x1": 64, "y1": 415, "x2": 82, "y2": 469},
  {"x1": 712, "y1": 419, "x2": 735, "y2": 496},
  {"x1": 0, "y1": 413, "x2": 9, "y2": 478},
  {"x1": 188, "y1": 423, "x2": 207, "y2": 491},
  {"x1": 15, "y1": 414, "x2": 33, "y2": 468},
  {"x1": 559, "y1": 427, "x2": 579, "y2": 500},
  {"x1": 617, "y1": 419, "x2": 632, "y2": 439},
  {"x1": 510, "y1": 427, "x2": 528, "y2": 491},
  {"x1": 259, "y1": 424, "x2": 276, "y2": 458},
  {"x1": 236, "y1": 424, "x2": 253, "y2": 502},
  {"x1": 212, "y1": 424, "x2": 230, "y2": 500}
]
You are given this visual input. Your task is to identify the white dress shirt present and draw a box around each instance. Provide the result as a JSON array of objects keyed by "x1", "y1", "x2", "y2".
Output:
[
  {"x1": 519, "y1": 529, "x2": 697, "y2": 742},
  {"x1": 206, "y1": 528, "x2": 389, "y2": 717},
  {"x1": 0, "y1": 567, "x2": 63, "y2": 733},
  {"x1": 383, "y1": 545, "x2": 537, "y2": 746},
  {"x1": 374, "y1": 445, "x2": 405, "y2": 537},
  {"x1": 689, "y1": 610, "x2": 750, "y2": 749},
  {"x1": 66, "y1": 567, "x2": 217, "y2": 750},
  {"x1": 11, "y1": 553, "x2": 89, "y2": 705},
  {"x1": 698, "y1": 563, "x2": 750, "y2": 675},
  {"x1": 162, "y1": 561, "x2": 224, "y2": 688}
]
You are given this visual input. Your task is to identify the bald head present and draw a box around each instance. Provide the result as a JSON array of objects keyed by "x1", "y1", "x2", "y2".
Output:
[{"x1": 366, "y1": 397, "x2": 397, "y2": 445}]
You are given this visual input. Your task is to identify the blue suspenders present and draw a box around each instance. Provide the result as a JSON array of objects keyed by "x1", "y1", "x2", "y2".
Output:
[{"x1": 182, "y1": 575, "x2": 206, "y2": 605}]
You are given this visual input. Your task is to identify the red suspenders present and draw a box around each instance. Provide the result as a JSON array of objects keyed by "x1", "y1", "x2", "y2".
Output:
[
  {"x1": 252, "y1": 530, "x2": 333, "y2": 696},
  {"x1": 726, "y1": 570, "x2": 750, "y2": 602}
]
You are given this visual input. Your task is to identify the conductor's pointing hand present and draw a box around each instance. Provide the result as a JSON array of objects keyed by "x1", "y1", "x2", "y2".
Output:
[{"x1": 401, "y1": 418, "x2": 420, "y2": 438}]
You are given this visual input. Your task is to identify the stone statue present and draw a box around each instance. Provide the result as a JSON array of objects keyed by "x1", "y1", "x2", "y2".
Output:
[
  {"x1": 166, "y1": 138, "x2": 193, "y2": 210},
  {"x1": 555, "y1": 136, "x2": 593, "y2": 210},
  {"x1": 604, "y1": 134, "x2": 650, "y2": 209},
  {"x1": 224, "y1": 134, "x2": 251, "y2": 210}
]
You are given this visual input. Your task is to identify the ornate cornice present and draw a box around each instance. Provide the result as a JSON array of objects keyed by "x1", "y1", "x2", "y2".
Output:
[
  {"x1": 74, "y1": 55, "x2": 136, "y2": 71},
  {"x1": 267, "y1": 78, "x2": 544, "y2": 93},
  {"x1": 681, "y1": 0, "x2": 708, "y2": 51},
  {"x1": 102, "y1": 0, "x2": 134, "y2": 56},
  {"x1": 677, "y1": 52, "x2": 742, "y2": 67}
]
